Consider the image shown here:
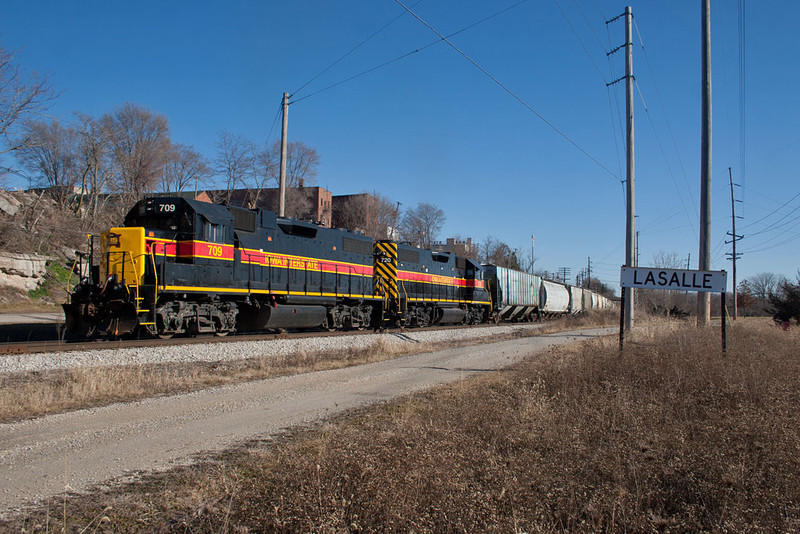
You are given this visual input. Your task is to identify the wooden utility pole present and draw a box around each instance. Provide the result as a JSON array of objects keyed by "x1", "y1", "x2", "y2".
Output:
[
  {"x1": 697, "y1": 0, "x2": 712, "y2": 325},
  {"x1": 279, "y1": 92, "x2": 289, "y2": 217},
  {"x1": 624, "y1": 5, "x2": 636, "y2": 332}
]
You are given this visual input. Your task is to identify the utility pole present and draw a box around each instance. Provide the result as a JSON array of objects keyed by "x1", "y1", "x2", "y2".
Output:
[
  {"x1": 559, "y1": 267, "x2": 571, "y2": 285},
  {"x1": 620, "y1": 5, "x2": 637, "y2": 332},
  {"x1": 726, "y1": 167, "x2": 743, "y2": 319},
  {"x1": 606, "y1": 7, "x2": 635, "y2": 333},
  {"x1": 697, "y1": 0, "x2": 712, "y2": 326},
  {"x1": 531, "y1": 234, "x2": 535, "y2": 275},
  {"x1": 587, "y1": 256, "x2": 591, "y2": 290},
  {"x1": 624, "y1": 5, "x2": 635, "y2": 333},
  {"x1": 279, "y1": 92, "x2": 289, "y2": 217},
  {"x1": 608, "y1": 7, "x2": 636, "y2": 331}
]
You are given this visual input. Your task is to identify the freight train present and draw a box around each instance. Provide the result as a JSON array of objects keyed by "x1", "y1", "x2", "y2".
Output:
[{"x1": 63, "y1": 196, "x2": 613, "y2": 338}]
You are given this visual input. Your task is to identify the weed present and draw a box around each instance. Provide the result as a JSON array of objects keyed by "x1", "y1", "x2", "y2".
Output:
[{"x1": 9, "y1": 318, "x2": 797, "y2": 532}]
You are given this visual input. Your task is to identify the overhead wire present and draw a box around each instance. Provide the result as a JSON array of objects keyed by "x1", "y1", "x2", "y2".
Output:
[
  {"x1": 264, "y1": 100, "x2": 283, "y2": 147},
  {"x1": 741, "y1": 229, "x2": 800, "y2": 254},
  {"x1": 738, "y1": 0, "x2": 747, "y2": 215},
  {"x1": 393, "y1": 0, "x2": 620, "y2": 182},
  {"x1": 552, "y1": 0, "x2": 609, "y2": 85},
  {"x1": 552, "y1": 0, "x2": 628, "y2": 207},
  {"x1": 291, "y1": 0, "x2": 425, "y2": 99},
  {"x1": 741, "y1": 206, "x2": 800, "y2": 241},
  {"x1": 633, "y1": 78, "x2": 699, "y2": 242},
  {"x1": 292, "y1": 0, "x2": 531, "y2": 105},
  {"x1": 604, "y1": 23, "x2": 625, "y2": 191},
  {"x1": 738, "y1": 191, "x2": 800, "y2": 231},
  {"x1": 573, "y1": 0, "x2": 607, "y2": 52},
  {"x1": 632, "y1": 17, "x2": 697, "y2": 219}
]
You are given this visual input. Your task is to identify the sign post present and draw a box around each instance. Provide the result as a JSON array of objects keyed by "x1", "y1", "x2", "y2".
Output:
[{"x1": 619, "y1": 267, "x2": 728, "y2": 352}]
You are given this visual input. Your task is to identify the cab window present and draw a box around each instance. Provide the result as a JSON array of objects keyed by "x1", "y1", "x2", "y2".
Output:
[{"x1": 203, "y1": 219, "x2": 224, "y2": 243}]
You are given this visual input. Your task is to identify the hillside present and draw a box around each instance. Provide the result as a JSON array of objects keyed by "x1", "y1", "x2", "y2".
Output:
[{"x1": 0, "y1": 190, "x2": 115, "y2": 307}]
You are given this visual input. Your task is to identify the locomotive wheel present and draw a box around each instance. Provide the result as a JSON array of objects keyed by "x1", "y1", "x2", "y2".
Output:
[
  {"x1": 214, "y1": 330, "x2": 229, "y2": 337},
  {"x1": 157, "y1": 332, "x2": 175, "y2": 340}
]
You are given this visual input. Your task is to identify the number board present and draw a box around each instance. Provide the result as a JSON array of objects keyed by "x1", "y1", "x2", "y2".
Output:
[{"x1": 157, "y1": 203, "x2": 177, "y2": 214}]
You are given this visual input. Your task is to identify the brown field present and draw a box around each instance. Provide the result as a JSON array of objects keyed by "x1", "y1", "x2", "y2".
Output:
[{"x1": 5, "y1": 316, "x2": 800, "y2": 532}]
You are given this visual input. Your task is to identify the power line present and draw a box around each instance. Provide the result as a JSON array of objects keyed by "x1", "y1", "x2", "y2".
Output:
[
  {"x1": 292, "y1": 0, "x2": 531, "y2": 105},
  {"x1": 632, "y1": 17, "x2": 697, "y2": 219},
  {"x1": 573, "y1": 0, "x2": 607, "y2": 52},
  {"x1": 552, "y1": 0, "x2": 608, "y2": 84},
  {"x1": 554, "y1": 0, "x2": 626, "y2": 187},
  {"x1": 742, "y1": 208, "x2": 800, "y2": 241},
  {"x1": 634, "y1": 78, "x2": 698, "y2": 241},
  {"x1": 739, "y1": 191, "x2": 800, "y2": 231},
  {"x1": 393, "y1": 0, "x2": 620, "y2": 182},
  {"x1": 291, "y1": 0, "x2": 425, "y2": 99},
  {"x1": 738, "y1": 0, "x2": 747, "y2": 215},
  {"x1": 741, "y1": 229, "x2": 800, "y2": 254},
  {"x1": 264, "y1": 100, "x2": 283, "y2": 147}
]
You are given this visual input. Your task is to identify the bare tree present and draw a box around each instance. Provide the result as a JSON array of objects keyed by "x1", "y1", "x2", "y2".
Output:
[
  {"x1": 102, "y1": 102, "x2": 171, "y2": 206},
  {"x1": 73, "y1": 112, "x2": 112, "y2": 225},
  {"x1": 333, "y1": 195, "x2": 368, "y2": 233},
  {"x1": 161, "y1": 143, "x2": 211, "y2": 195},
  {"x1": 366, "y1": 192, "x2": 401, "y2": 241},
  {"x1": 12, "y1": 118, "x2": 77, "y2": 208},
  {"x1": 265, "y1": 140, "x2": 320, "y2": 217},
  {"x1": 652, "y1": 250, "x2": 684, "y2": 269},
  {"x1": 0, "y1": 47, "x2": 56, "y2": 160},
  {"x1": 214, "y1": 131, "x2": 253, "y2": 205},
  {"x1": 400, "y1": 202, "x2": 445, "y2": 249},
  {"x1": 482, "y1": 236, "x2": 520, "y2": 269},
  {"x1": 244, "y1": 144, "x2": 277, "y2": 208},
  {"x1": 640, "y1": 250, "x2": 693, "y2": 315},
  {"x1": 747, "y1": 272, "x2": 784, "y2": 300},
  {"x1": 278, "y1": 140, "x2": 320, "y2": 188}
]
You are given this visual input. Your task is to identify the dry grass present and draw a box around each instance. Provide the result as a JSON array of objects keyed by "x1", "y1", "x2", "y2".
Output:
[
  {"x1": 6, "y1": 316, "x2": 800, "y2": 532},
  {"x1": 0, "y1": 316, "x2": 612, "y2": 423}
]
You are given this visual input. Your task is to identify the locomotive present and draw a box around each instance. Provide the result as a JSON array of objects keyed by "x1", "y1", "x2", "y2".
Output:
[
  {"x1": 63, "y1": 196, "x2": 492, "y2": 338},
  {"x1": 63, "y1": 196, "x2": 612, "y2": 338}
]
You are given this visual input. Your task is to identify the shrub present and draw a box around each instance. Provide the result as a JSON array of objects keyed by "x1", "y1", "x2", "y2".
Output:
[{"x1": 768, "y1": 279, "x2": 800, "y2": 326}]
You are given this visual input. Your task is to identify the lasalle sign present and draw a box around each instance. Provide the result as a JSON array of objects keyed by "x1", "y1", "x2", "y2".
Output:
[{"x1": 620, "y1": 267, "x2": 727, "y2": 293}]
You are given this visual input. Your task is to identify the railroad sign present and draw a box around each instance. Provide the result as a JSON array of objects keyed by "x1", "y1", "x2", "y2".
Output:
[{"x1": 619, "y1": 267, "x2": 727, "y2": 293}]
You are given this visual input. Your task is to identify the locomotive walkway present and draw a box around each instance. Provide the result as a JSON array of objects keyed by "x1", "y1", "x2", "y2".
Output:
[{"x1": 0, "y1": 327, "x2": 615, "y2": 516}]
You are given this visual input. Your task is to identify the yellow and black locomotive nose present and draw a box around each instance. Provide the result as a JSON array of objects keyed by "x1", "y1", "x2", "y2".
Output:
[{"x1": 373, "y1": 241, "x2": 398, "y2": 299}]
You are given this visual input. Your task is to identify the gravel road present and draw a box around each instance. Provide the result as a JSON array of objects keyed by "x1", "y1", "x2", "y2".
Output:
[{"x1": 0, "y1": 327, "x2": 614, "y2": 516}]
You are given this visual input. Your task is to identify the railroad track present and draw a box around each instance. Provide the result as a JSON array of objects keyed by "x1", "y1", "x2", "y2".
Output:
[{"x1": 0, "y1": 321, "x2": 506, "y2": 356}]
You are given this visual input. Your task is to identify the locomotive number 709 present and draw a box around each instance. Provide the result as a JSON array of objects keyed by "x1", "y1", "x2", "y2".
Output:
[{"x1": 158, "y1": 204, "x2": 176, "y2": 212}]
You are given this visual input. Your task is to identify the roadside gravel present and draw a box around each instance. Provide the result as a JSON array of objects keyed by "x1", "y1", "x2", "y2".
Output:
[{"x1": 0, "y1": 324, "x2": 545, "y2": 375}]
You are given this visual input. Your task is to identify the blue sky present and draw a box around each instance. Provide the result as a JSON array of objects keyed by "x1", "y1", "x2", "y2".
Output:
[{"x1": 3, "y1": 0, "x2": 799, "y2": 290}]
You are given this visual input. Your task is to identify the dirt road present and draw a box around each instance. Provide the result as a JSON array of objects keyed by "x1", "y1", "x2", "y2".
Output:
[{"x1": 0, "y1": 328, "x2": 613, "y2": 515}]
